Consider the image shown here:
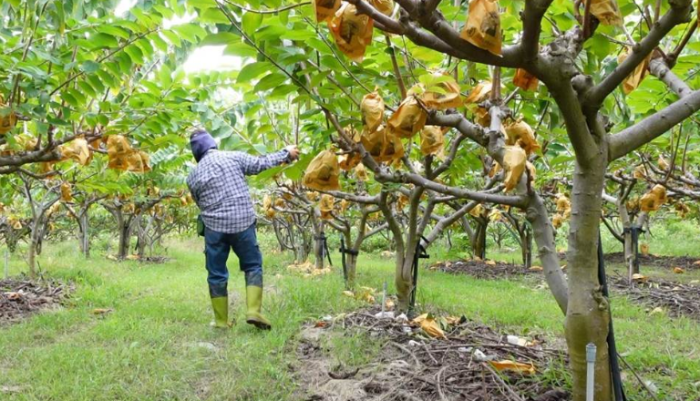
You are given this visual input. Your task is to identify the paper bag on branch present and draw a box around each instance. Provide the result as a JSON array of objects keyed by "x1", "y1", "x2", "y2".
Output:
[
  {"x1": 503, "y1": 145, "x2": 527, "y2": 192},
  {"x1": 60, "y1": 183, "x2": 73, "y2": 203},
  {"x1": 319, "y1": 194, "x2": 335, "y2": 220},
  {"x1": 59, "y1": 138, "x2": 92, "y2": 166},
  {"x1": 329, "y1": 4, "x2": 374, "y2": 63},
  {"x1": 640, "y1": 184, "x2": 667, "y2": 212},
  {"x1": 306, "y1": 191, "x2": 320, "y2": 202},
  {"x1": 469, "y1": 204, "x2": 486, "y2": 218},
  {"x1": 387, "y1": 96, "x2": 427, "y2": 138},
  {"x1": 340, "y1": 199, "x2": 350, "y2": 213},
  {"x1": 126, "y1": 151, "x2": 151, "y2": 173},
  {"x1": 303, "y1": 150, "x2": 341, "y2": 191},
  {"x1": 586, "y1": 0, "x2": 623, "y2": 26},
  {"x1": 0, "y1": 102, "x2": 17, "y2": 135},
  {"x1": 339, "y1": 152, "x2": 362, "y2": 171},
  {"x1": 464, "y1": 81, "x2": 492, "y2": 104},
  {"x1": 421, "y1": 72, "x2": 463, "y2": 110},
  {"x1": 504, "y1": 120, "x2": 540, "y2": 156},
  {"x1": 355, "y1": 163, "x2": 369, "y2": 181},
  {"x1": 657, "y1": 155, "x2": 669, "y2": 170},
  {"x1": 460, "y1": 0, "x2": 502, "y2": 56},
  {"x1": 617, "y1": 48, "x2": 650, "y2": 94},
  {"x1": 263, "y1": 194, "x2": 273, "y2": 210},
  {"x1": 420, "y1": 126, "x2": 445, "y2": 156},
  {"x1": 556, "y1": 194, "x2": 571, "y2": 218},
  {"x1": 552, "y1": 213, "x2": 564, "y2": 229},
  {"x1": 513, "y1": 68, "x2": 539, "y2": 92},
  {"x1": 361, "y1": 125, "x2": 405, "y2": 163},
  {"x1": 633, "y1": 165, "x2": 647, "y2": 179},
  {"x1": 361, "y1": 92, "x2": 385, "y2": 132},
  {"x1": 313, "y1": 0, "x2": 341, "y2": 23},
  {"x1": 371, "y1": 0, "x2": 394, "y2": 16}
]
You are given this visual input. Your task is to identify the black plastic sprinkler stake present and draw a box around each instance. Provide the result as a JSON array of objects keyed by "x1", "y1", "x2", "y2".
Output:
[
  {"x1": 597, "y1": 229, "x2": 627, "y2": 401},
  {"x1": 409, "y1": 236, "x2": 430, "y2": 313}
]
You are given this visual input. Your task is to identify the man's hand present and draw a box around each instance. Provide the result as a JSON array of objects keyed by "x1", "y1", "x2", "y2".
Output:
[{"x1": 285, "y1": 145, "x2": 300, "y2": 162}]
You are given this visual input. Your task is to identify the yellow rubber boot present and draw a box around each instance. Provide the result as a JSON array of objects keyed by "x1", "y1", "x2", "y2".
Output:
[
  {"x1": 245, "y1": 286, "x2": 271, "y2": 330},
  {"x1": 210, "y1": 296, "x2": 231, "y2": 328}
]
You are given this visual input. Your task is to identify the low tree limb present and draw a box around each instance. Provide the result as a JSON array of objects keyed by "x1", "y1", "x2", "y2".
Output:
[{"x1": 608, "y1": 89, "x2": 700, "y2": 160}]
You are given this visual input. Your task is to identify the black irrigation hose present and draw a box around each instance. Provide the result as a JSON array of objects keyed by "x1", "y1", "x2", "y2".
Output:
[
  {"x1": 409, "y1": 236, "x2": 430, "y2": 313},
  {"x1": 598, "y1": 229, "x2": 627, "y2": 401}
]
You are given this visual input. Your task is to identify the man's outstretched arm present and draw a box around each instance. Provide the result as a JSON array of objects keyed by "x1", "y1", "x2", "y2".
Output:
[{"x1": 237, "y1": 145, "x2": 300, "y2": 176}]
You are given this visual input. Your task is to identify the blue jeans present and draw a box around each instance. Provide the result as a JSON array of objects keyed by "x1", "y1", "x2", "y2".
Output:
[{"x1": 204, "y1": 222, "x2": 263, "y2": 298}]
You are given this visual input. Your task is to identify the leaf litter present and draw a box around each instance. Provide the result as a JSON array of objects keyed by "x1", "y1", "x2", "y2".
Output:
[
  {"x1": 0, "y1": 277, "x2": 72, "y2": 325},
  {"x1": 295, "y1": 306, "x2": 569, "y2": 400}
]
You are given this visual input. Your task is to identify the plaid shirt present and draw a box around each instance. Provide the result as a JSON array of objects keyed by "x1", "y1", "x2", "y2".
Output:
[{"x1": 187, "y1": 149, "x2": 290, "y2": 234}]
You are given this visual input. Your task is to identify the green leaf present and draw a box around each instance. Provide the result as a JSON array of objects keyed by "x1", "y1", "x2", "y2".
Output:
[
  {"x1": 124, "y1": 45, "x2": 145, "y2": 64},
  {"x1": 242, "y1": 12, "x2": 264, "y2": 36},
  {"x1": 81, "y1": 60, "x2": 100, "y2": 74},
  {"x1": 224, "y1": 42, "x2": 258, "y2": 58},
  {"x1": 237, "y1": 61, "x2": 272, "y2": 83},
  {"x1": 201, "y1": 32, "x2": 240, "y2": 46},
  {"x1": 254, "y1": 72, "x2": 289, "y2": 92}
]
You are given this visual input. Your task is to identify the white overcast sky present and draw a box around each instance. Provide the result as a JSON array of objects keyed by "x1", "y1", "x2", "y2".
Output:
[{"x1": 114, "y1": 0, "x2": 243, "y2": 74}]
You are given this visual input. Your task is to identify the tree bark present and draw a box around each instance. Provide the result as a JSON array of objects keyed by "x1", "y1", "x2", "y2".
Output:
[{"x1": 566, "y1": 153, "x2": 612, "y2": 401}]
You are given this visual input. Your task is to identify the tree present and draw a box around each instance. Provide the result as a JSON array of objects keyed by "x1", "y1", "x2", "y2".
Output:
[{"x1": 209, "y1": 0, "x2": 700, "y2": 398}]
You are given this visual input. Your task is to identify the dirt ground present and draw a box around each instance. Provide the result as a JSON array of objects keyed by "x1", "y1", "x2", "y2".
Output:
[
  {"x1": 294, "y1": 307, "x2": 569, "y2": 401},
  {"x1": 0, "y1": 278, "x2": 71, "y2": 325}
]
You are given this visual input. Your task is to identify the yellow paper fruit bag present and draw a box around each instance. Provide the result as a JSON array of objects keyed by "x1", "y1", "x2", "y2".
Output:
[
  {"x1": 387, "y1": 96, "x2": 427, "y2": 138},
  {"x1": 313, "y1": 0, "x2": 341, "y2": 23},
  {"x1": 361, "y1": 92, "x2": 385, "y2": 132},
  {"x1": 303, "y1": 150, "x2": 341, "y2": 191},
  {"x1": 503, "y1": 146, "x2": 527, "y2": 192},
  {"x1": 460, "y1": 0, "x2": 502, "y2": 56},
  {"x1": 329, "y1": 4, "x2": 374, "y2": 62}
]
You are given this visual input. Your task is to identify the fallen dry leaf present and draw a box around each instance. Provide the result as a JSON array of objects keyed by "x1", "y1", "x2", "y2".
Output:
[
  {"x1": 420, "y1": 317, "x2": 447, "y2": 339},
  {"x1": 528, "y1": 266, "x2": 544, "y2": 272},
  {"x1": 673, "y1": 267, "x2": 685, "y2": 274},
  {"x1": 632, "y1": 273, "x2": 649, "y2": 283},
  {"x1": 489, "y1": 360, "x2": 536, "y2": 375}
]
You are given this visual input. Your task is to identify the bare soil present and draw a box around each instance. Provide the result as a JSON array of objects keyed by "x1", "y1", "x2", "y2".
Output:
[
  {"x1": 294, "y1": 307, "x2": 570, "y2": 401},
  {"x1": 430, "y1": 259, "x2": 541, "y2": 280},
  {"x1": 0, "y1": 277, "x2": 72, "y2": 325}
]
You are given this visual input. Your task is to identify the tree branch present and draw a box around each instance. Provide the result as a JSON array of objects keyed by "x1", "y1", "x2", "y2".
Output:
[
  {"x1": 608, "y1": 89, "x2": 700, "y2": 160},
  {"x1": 584, "y1": 0, "x2": 693, "y2": 107},
  {"x1": 521, "y1": 0, "x2": 553, "y2": 61},
  {"x1": 648, "y1": 57, "x2": 693, "y2": 98}
]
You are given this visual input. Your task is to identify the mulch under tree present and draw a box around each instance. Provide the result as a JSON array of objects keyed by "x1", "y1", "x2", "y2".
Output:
[
  {"x1": 430, "y1": 259, "x2": 541, "y2": 280},
  {"x1": 610, "y1": 276, "x2": 700, "y2": 321},
  {"x1": 604, "y1": 252, "x2": 700, "y2": 269},
  {"x1": 0, "y1": 278, "x2": 72, "y2": 325},
  {"x1": 295, "y1": 307, "x2": 570, "y2": 401}
]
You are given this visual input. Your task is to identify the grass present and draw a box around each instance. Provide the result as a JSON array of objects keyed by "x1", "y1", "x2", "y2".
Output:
[{"x1": 0, "y1": 226, "x2": 699, "y2": 400}]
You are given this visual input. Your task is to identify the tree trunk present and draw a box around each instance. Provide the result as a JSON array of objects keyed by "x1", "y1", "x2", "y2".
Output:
[
  {"x1": 28, "y1": 235, "x2": 38, "y2": 278},
  {"x1": 116, "y1": 213, "x2": 130, "y2": 260},
  {"x1": 566, "y1": 155, "x2": 612, "y2": 401},
  {"x1": 345, "y1": 253, "x2": 358, "y2": 289},
  {"x1": 472, "y1": 220, "x2": 487, "y2": 259},
  {"x1": 521, "y1": 226, "x2": 532, "y2": 268},
  {"x1": 79, "y1": 213, "x2": 90, "y2": 259}
]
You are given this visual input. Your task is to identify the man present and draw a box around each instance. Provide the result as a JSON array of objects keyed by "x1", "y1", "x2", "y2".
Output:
[{"x1": 186, "y1": 129, "x2": 300, "y2": 330}]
